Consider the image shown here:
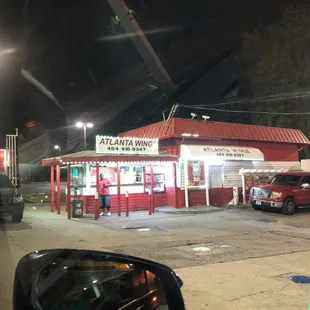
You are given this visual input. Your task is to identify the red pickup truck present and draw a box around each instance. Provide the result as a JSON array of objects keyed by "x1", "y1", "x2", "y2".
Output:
[{"x1": 249, "y1": 172, "x2": 310, "y2": 215}]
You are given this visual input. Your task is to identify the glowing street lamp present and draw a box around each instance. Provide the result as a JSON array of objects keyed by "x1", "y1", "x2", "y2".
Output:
[
  {"x1": 76, "y1": 122, "x2": 94, "y2": 150},
  {"x1": 54, "y1": 145, "x2": 61, "y2": 155}
]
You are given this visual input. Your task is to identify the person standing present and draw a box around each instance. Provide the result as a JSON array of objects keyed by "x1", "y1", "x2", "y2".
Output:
[{"x1": 99, "y1": 172, "x2": 112, "y2": 216}]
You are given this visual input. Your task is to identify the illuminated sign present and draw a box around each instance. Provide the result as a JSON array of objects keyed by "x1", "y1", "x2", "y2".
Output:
[
  {"x1": 180, "y1": 145, "x2": 264, "y2": 161},
  {"x1": 96, "y1": 136, "x2": 159, "y2": 155}
]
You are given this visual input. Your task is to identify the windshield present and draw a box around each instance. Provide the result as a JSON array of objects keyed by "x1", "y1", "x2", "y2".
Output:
[
  {"x1": 270, "y1": 174, "x2": 301, "y2": 186},
  {"x1": 0, "y1": 175, "x2": 14, "y2": 189}
]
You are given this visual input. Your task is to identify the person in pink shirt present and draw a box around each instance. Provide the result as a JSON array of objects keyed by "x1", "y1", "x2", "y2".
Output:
[{"x1": 98, "y1": 172, "x2": 112, "y2": 216}]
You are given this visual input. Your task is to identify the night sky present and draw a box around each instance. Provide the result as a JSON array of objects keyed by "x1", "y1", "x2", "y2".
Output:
[{"x1": 0, "y1": 0, "x2": 309, "y2": 146}]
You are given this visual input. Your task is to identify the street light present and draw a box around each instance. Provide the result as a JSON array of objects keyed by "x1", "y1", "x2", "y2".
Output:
[
  {"x1": 54, "y1": 145, "x2": 61, "y2": 155},
  {"x1": 76, "y1": 122, "x2": 94, "y2": 151}
]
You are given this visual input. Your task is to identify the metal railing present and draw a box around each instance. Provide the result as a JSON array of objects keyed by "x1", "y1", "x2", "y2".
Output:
[{"x1": 6, "y1": 128, "x2": 18, "y2": 186}]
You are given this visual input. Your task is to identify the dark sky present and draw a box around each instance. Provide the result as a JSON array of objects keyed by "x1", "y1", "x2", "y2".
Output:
[{"x1": 0, "y1": 0, "x2": 309, "y2": 138}]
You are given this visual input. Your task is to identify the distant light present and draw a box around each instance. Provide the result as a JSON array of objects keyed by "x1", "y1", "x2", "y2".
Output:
[
  {"x1": 54, "y1": 145, "x2": 60, "y2": 149},
  {"x1": 76, "y1": 122, "x2": 83, "y2": 128},
  {"x1": 86, "y1": 123, "x2": 94, "y2": 128},
  {"x1": 181, "y1": 133, "x2": 199, "y2": 137},
  {"x1": 0, "y1": 48, "x2": 17, "y2": 55},
  {"x1": 83, "y1": 287, "x2": 87, "y2": 291},
  {"x1": 92, "y1": 279, "x2": 98, "y2": 284}
]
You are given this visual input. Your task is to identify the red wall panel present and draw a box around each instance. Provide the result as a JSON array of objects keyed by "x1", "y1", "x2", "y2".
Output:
[
  {"x1": 166, "y1": 187, "x2": 176, "y2": 207},
  {"x1": 189, "y1": 190, "x2": 206, "y2": 206},
  {"x1": 83, "y1": 192, "x2": 167, "y2": 214},
  {"x1": 176, "y1": 187, "x2": 245, "y2": 207}
]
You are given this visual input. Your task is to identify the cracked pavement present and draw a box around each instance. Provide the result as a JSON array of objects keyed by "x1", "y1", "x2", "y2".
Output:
[{"x1": 2, "y1": 205, "x2": 310, "y2": 309}]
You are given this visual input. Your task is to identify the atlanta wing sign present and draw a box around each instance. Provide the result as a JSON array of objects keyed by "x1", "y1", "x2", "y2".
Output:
[{"x1": 96, "y1": 136, "x2": 159, "y2": 155}]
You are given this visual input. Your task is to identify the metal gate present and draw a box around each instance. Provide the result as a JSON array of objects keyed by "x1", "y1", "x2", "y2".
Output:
[{"x1": 6, "y1": 129, "x2": 18, "y2": 186}]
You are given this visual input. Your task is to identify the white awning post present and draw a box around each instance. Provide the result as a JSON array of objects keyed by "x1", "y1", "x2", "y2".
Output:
[
  {"x1": 184, "y1": 159, "x2": 189, "y2": 208},
  {"x1": 241, "y1": 174, "x2": 246, "y2": 204},
  {"x1": 204, "y1": 161, "x2": 210, "y2": 206}
]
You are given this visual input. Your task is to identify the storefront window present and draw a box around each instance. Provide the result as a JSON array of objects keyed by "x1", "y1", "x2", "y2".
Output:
[
  {"x1": 89, "y1": 165, "x2": 116, "y2": 186},
  {"x1": 69, "y1": 163, "x2": 168, "y2": 195},
  {"x1": 70, "y1": 165, "x2": 86, "y2": 187},
  {"x1": 188, "y1": 160, "x2": 205, "y2": 187},
  {"x1": 144, "y1": 165, "x2": 165, "y2": 192},
  {"x1": 120, "y1": 166, "x2": 143, "y2": 184}
]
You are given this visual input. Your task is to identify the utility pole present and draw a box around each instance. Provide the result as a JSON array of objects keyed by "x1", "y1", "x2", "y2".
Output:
[{"x1": 107, "y1": 0, "x2": 176, "y2": 94}]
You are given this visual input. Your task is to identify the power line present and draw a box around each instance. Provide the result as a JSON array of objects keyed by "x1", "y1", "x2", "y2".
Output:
[
  {"x1": 191, "y1": 91, "x2": 310, "y2": 108},
  {"x1": 179, "y1": 104, "x2": 310, "y2": 115}
]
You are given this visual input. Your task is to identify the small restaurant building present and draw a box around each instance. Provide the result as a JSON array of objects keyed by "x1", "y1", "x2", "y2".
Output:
[{"x1": 42, "y1": 117, "x2": 310, "y2": 217}]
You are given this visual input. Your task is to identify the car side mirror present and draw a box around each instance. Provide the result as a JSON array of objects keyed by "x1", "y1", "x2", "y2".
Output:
[
  {"x1": 13, "y1": 249, "x2": 185, "y2": 310},
  {"x1": 301, "y1": 183, "x2": 310, "y2": 189}
]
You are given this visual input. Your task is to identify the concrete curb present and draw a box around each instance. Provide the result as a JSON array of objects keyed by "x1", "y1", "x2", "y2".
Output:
[
  {"x1": 155, "y1": 207, "x2": 224, "y2": 215},
  {"x1": 224, "y1": 204, "x2": 251, "y2": 210}
]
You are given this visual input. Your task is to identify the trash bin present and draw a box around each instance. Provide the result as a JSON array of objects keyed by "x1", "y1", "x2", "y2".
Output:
[{"x1": 71, "y1": 198, "x2": 84, "y2": 218}]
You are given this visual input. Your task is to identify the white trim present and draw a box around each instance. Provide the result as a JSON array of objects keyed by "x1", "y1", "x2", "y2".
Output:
[
  {"x1": 184, "y1": 159, "x2": 189, "y2": 208},
  {"x1": 204, "y1": 162, "x2": 210, "y2": 206},
  {"x1": 239, "y1": 168, "x2": 292, "y2": 176},
  {"x1": 241, "y1": 174, "x2": 246, "y2": 204}
]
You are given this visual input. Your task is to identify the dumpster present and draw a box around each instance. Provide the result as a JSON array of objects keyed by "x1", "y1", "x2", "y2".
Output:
[{"x1": 71, "y1": 198, "x2": 84, "y2": 218}]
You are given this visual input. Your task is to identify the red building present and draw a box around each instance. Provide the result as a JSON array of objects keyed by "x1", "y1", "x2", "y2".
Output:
[
  {"x1": 42, "y1": 118, "x2": 310, "y2": 216},
  {"x1": 120, "y1": 118, "x2": 310, "y2": 207}
]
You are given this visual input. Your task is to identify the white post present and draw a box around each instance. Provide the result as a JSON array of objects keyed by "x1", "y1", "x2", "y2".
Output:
[
  {"x1": 13, "y1": 135, "x2": 17, "y2": 186},
  {"x1": 204, "y1": 161, "x2": 210, "y2": 206},
  {"x1": 8, "y1": 136, "x2": 11, "y2": 179},
  {"x1": 242, "y1": 174, "x2": 246, "y2": 204},
  {"x1": 5, "y1": 136, "x2": 8, "y2": 177},
  {"x1": 184, "y1": 160, "x2": 189, "y2": 208}
]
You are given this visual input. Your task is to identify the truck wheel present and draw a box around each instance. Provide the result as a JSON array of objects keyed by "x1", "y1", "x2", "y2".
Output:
[
  {"x1": 12, "y1": 213, "x2": 23, "y2": 223},
  {"x1": 281, "y1": 197, "x2": 296, "y2": 215},
  {"x1": 251, "y1": 203, "x2": 261, "y2": 211}
]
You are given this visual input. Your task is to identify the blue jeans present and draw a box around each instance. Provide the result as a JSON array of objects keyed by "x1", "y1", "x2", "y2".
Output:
[{"x1": 99, "y1": 194, "x2": 111, "y2": 210}]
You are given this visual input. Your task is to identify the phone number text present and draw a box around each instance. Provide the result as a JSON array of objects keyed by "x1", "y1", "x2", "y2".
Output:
[
  {"x1": 106, "y1": 147, "x2": 147, "y2": 152},
  {"x1": 215, "y1": 153, "x2": 245, "y2": 158}
]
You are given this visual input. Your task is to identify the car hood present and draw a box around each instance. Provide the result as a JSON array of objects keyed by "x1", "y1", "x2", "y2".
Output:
[{"x1": 255, "y1": 184, "x2": 293, "y2": 191}]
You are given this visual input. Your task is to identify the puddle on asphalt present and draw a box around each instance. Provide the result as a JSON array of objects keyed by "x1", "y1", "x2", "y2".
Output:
[
  {"x1": 289, "y1": 275, "x2": 310, "y2": 284},
  {"x1": 274, "y1": 273, "x2": 310, "y2": 291}
]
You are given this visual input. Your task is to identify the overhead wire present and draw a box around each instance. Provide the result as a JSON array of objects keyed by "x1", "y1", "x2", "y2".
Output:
[
  {"x1": 177, "y1": 89, "x2": 310, "y2": 116},
  {"x1": 179, "y1": 104, "x2": 310, "y2": 116},
  {"x1": 189, "y1": 91, "x2": 310, "y2": 108}
]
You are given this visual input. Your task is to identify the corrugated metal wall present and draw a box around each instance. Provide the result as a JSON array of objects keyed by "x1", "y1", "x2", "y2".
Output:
[{"x1": 209, "y1": 165, "x2": 224, "y2": 188}]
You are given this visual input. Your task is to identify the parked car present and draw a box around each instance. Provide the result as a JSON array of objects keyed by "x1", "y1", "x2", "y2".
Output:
[
  {"x1": 249, "y1": 172, "x2": 310, "y2": 215},
  {"x1": 0, "y1": 173, "x2": 24, "y2": 222}
]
